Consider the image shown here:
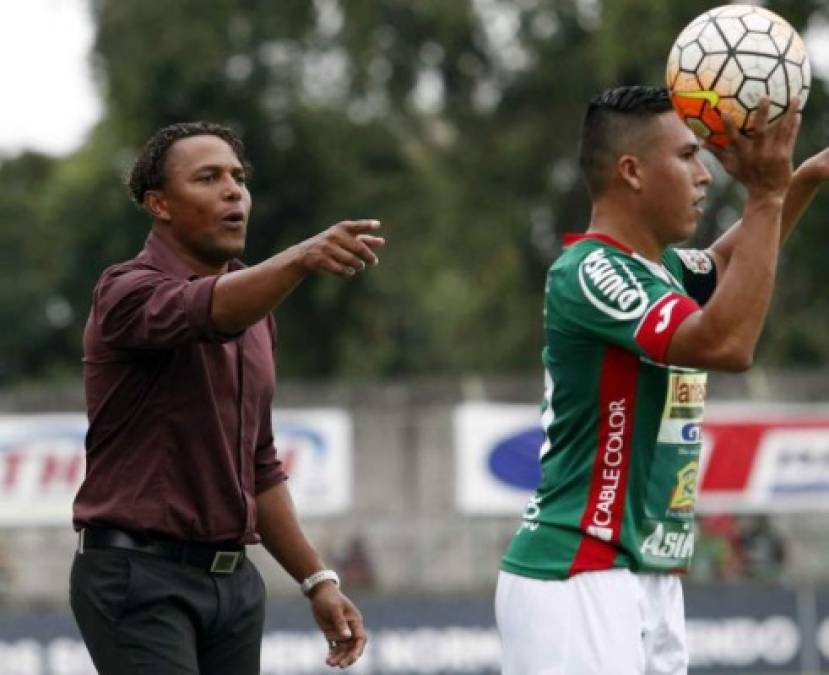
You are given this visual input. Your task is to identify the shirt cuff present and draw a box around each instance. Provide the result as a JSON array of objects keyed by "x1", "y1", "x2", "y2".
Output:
[
  {"x1": 185, "y1": 275, "x2": 245, "y2": 343},
  {"x1": 255, "y1": 458, "x2": 288, "y2": 496}
]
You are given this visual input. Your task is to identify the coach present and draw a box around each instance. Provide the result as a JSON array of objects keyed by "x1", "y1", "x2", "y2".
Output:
[{"x1": 70, "y1": 121, "x2": 383, "y2": 674}]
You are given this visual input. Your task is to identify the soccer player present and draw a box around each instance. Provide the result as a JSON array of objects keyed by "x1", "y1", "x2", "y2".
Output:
[
  {"x1": 71, "y1": 122, "x2": 383, "y2": 674},
  {"x1": 495, "y1": 86, "x2": 827, "y2": 674}
]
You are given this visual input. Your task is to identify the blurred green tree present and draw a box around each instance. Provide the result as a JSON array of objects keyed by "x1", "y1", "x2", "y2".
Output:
[{"x1": 0, "y1": 0, "x2": 826, "y2": 381}]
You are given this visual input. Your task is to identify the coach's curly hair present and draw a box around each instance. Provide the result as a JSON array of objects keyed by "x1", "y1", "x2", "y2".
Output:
[{"x1": 126, "y1": 122, "x2": 251, "y2": 206}]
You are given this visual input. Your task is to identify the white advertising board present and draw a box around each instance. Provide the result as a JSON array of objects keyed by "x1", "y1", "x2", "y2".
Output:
[
  {"x1": 0, "y1": 409, "x2": 353, "y2": 526},
  {"x1": 454, "y1": 401, "x2": 829, "y2": 514}
]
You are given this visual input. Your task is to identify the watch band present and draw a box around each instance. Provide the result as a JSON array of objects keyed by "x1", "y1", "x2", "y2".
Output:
[{"x1": 301, "y1": 568, "x2": 340, "y2": 596}]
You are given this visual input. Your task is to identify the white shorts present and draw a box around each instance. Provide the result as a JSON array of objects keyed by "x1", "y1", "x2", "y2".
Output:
[{"x1": 495, "y1": 568, "x2": 687, "y2": 675}]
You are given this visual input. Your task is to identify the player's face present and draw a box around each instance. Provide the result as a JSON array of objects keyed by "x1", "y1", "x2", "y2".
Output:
[
  {"x1": 155, "y1": 135, "x2": 251, "y2": 272},
  {"x1": 639, "y1": 112, "x2": 711, "y2": 244}
]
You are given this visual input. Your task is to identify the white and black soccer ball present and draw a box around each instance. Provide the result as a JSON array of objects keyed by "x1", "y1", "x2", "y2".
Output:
[{"x1": 666, "y1": 4, "x2": 810, "y2": 147}]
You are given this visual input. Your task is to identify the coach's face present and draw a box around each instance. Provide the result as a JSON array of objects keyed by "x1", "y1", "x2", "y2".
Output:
[
  {"x1": 638, "y1": 112, "x2": 711, "y2": 244},
  {"x1": 148, "y1": 135, "x2": 251, "y2": 274}
]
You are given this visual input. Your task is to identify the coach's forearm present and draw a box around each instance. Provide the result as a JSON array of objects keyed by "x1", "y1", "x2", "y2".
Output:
[
  {"x1": 211, "y1": 244, "x2": 309, "y2": 334},
  {"x1": 255, "y1": 482, "x2": 327, "y2": 584}
]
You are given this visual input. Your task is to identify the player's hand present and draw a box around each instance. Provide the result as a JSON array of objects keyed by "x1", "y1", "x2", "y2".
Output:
[
  {"x1": 309, "y1": 582, "x2": 367, "y2": 668},
  {"x1": 298, "y1": 219, "x2": 385, "y2": 278},
  {"x1": 706, "y1": 96, "x2": 801, "y2": 199}
]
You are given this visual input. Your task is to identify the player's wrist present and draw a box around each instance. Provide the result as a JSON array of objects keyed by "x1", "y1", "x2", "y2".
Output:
[{"x1": 744, "y1": 187, "x2": 787, "y2": 207}]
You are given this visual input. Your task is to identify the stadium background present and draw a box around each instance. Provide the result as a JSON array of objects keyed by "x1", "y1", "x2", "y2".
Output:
[{"x1": 2, "y1": 1, "x2": 829, "y2": 673}]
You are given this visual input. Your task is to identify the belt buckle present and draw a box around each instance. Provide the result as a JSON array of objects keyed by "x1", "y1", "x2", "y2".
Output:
[{"x1": 210, "y1": 550, "x2": 242, "y2": 574}]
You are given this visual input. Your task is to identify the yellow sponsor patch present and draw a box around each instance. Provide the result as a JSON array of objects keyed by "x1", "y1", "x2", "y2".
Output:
[
  {"x1": 656, "y1": 371, "x2": 707, "y2": 444},
  {"x1": 669, "y1": 461, "x2": 699, "y2": 512}
]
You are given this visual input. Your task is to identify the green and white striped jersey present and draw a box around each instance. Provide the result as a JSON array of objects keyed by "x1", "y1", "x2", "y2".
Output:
[{"x1": 501, "y1": 233, "x2": 717, "y2": 580}]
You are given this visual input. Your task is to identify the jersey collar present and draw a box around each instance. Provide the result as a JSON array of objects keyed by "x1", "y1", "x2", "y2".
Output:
[
  {"x1": 564, "y1": 232, "x2": 682, "y2": 288},
  {"x1": 562, "y1": 232, "x2": 633, "y2": 254}
]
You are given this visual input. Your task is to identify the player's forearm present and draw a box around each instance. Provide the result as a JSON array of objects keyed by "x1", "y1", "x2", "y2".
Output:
[
  {"x1": 211, "y1": 244, "x2": 309, "y2": 334},
  {"x1": 710, "y1": 160, "x2": 821, "y2": 266},
  {"x1": 701, "y1": 194, "x2": 782, "y2": 361},
  {"x1": 779, "y1": 160, "x2": 823, "y2": 244},
  {"x1": 670, "y1": 194, "x2": 782, "y2": 370},
  {"x1": 255, "y1": 482, "x2": 327, "y2": 583}
]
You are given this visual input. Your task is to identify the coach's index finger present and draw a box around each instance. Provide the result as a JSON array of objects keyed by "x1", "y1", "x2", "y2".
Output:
[{"x1": 340, "y1": 219, "x2": 382, "y2": 233}]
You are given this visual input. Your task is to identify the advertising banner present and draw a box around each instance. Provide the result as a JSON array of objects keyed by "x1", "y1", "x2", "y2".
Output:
[
  {"x1": 0, "y1": 588, "x2": 823, "y2": 674},
  {"x1": 0, "y1": 409, "x2": 353, "y2": 526},
  {"x1": 454, "y1": 401, "x2": 829, "y2": 514},
  {"x1": 699, "y1": 408, "x2": 829, "y2": 513}
]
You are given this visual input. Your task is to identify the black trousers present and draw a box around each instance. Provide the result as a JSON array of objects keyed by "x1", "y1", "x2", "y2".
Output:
[{"x1": 70, "y1": 547, "x2": 266, "y2": 675}]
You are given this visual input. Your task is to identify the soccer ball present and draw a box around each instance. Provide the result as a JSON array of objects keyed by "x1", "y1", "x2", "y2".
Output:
[{"x1": 666, "y1": 4, "x2": 810, "y2": 147}]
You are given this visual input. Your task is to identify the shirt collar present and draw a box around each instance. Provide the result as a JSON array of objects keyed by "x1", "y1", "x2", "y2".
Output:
[
  {"x1": 562, "y1": 232, "x2": 633, "y2": 254},
  {"x1": 564, "y1": 232, "x2": 683, "y2": 287},
  {"x1": 142, "y1": 230, "x2": 245, "y2": 279}
]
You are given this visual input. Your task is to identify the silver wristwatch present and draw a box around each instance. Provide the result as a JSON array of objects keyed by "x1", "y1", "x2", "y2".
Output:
[{"x1": 300, "y1": 569, "x2": 341, "y2": 596}]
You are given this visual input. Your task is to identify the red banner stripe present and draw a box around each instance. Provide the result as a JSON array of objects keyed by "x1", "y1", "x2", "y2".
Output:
[
  {"x1": 569, "y1": 345, "x2": 639, "y2": 575},
  {"x1": 701, "y1": 419, "x2": 829, "y2": 492}
]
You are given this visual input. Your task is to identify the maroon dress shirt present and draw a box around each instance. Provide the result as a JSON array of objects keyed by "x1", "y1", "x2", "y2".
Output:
[{"x1": 73, "y1": 232, "x2": 286, "y2": 544}]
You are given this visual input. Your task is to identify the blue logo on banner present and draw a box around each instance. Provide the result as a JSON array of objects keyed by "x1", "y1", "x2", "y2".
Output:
[
  {"x1": 488, "y1": 429, "x2": 544, "y2": 490},
  {"x1": 275, "y1": 424, "x2": 326, "y2": 458}
]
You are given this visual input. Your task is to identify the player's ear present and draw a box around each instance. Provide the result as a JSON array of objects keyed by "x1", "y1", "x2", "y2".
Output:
[
  {"x1": 617, "y1": 154, "x2": 643, "y2": 191},
  {"x1": 144, "y1": 190, "x2": 171, "y2": 222}
]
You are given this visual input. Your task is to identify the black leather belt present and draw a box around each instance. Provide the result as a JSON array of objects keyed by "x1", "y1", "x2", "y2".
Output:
[{"x1": 79, "y1": 527, "x2": 245, "y2": 574}]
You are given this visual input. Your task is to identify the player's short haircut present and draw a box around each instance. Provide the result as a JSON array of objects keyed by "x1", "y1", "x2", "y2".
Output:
[
  {"x1": 126, "y1": 121, "x2": 251, "y2": 206},
  {"x1": 578, "y1": 86, "x2": 674, "y2": 197}
]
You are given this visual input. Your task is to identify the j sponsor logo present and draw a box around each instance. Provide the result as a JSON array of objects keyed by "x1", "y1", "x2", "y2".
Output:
[
  {"x1": 655, "y1": 298, "x2": 679, "y2": 334},
  {"x1": 577, "y1": 248, "x2": 648, "y2": 320}
]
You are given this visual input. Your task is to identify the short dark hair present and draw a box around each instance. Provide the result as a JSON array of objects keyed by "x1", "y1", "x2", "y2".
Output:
[
  {"x1": 578, "y1": 86, "x2": 674, "y2": 197},
  {"x1": 126, "y1": 122, "x2": 251, "y2": 205}
]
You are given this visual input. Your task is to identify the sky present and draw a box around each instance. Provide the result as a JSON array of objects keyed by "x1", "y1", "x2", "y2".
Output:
[
  {"x1": 0, "y1": 1, "x2": 827, "y2": 158},
  {"x1": 0, "y1": 0, "x2": 100, "y2": 156}
]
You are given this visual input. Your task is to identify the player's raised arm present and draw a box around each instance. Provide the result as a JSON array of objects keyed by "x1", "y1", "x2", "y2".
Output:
[
  {"x1": 705, "y1": 144, "x2": 829, "y2": 272},
  {"x1": 211, "y1": 219, "x2": 385, "y2": 334},
  {"x1": 665, "y1": 98, "x2": 801, "y2": 371}
]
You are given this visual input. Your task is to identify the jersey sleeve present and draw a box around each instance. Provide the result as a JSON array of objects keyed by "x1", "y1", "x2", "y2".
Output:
[
  {"x1": 663, "y1": 247, "x2": 718, "y2": 306},
  {"x1": 550, "y1": 246, "x2": 700, "y2": 364}
]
